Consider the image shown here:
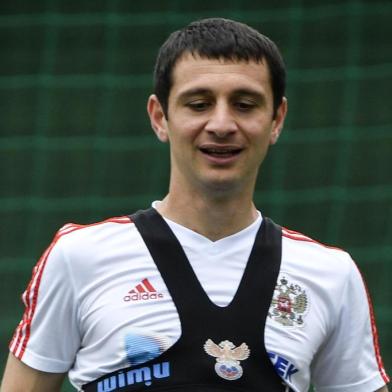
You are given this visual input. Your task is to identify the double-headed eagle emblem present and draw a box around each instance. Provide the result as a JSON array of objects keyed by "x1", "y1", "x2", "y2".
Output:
[
  {"x1": 269, "y1": 276, "x2": 308, "y2": 327},
  {"x1": 204, "y1": 339, "x2": 250, "y2": 380}
]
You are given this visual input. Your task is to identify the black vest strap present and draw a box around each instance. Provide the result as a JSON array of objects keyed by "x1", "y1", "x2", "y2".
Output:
[{"x1": 83, "y1": 208, "x2": 286, "y2": 391}]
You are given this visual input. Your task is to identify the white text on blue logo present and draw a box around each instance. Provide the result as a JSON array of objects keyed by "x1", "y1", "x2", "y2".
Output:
[
  {"x1": 268, "y1": 352, "x2": 298, "y2": 382},
  {"x1": 97, "y1": 361, "x2": 170, "y2": 391}
]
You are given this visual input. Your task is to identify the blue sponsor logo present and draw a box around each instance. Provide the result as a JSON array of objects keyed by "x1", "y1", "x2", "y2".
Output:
[
  {"x1": 124, "y1": 333, "x2": 163, "y2": 366},
  {"x1": 97, "y1": 361, "x2": 170, "y2": 392},
  {"x1": 268, "y1": 352, "x2": 298, "y2": 382}
]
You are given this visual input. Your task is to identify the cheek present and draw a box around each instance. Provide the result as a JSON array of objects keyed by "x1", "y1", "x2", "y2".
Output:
[
  {"x1": 246, "y1": 126, "x2": 274, "y2": 157},
  {"x1": 169, "y1": 120, "x2": 204, "y2": 143},
  {"x1": 245, "y1": 122, "x2": 273, "y2": 144},
  {"x1": 166, "y1": 129, "x2": 194, "y2": 154}
]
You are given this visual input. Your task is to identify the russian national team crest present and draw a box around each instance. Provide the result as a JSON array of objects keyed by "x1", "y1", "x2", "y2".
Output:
[
  {"x1": 204, "y1": 339, "x2": 250, "y2": 380},
  {"x1": 268, "y1": 276, "x2": 308, "y2": 327}
]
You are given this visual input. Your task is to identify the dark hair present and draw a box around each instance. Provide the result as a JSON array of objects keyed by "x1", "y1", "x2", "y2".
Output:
[{"x1": 153, "y1": 18, "x2": 286, "y2": 119}]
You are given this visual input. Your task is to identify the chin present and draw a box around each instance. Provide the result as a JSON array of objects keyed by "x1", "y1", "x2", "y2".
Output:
[{"x1": 200, "y1": 177, "x2": 246, "y2": 195}]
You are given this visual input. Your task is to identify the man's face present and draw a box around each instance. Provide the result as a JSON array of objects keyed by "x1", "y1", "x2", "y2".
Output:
[{"x1": 148, "y1": 54, "x2": 287, "y2": 197}]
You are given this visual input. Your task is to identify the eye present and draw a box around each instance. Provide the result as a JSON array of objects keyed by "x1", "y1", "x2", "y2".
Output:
[
  {"x1": 235, "y1": 101, "x2": 257, "y2": 111},
  {"x1": 186, "y1": 100, "x2": 211, "y2": 112}
]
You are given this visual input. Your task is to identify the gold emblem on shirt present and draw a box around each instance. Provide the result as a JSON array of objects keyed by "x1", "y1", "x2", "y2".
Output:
[{"x1": 204, "y1": 339, "x2": 250, "y2": 380}]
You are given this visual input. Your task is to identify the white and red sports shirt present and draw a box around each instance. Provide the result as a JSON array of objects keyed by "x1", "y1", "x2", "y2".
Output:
[{"x1": 9, "y1": 209, "x2": 389, "y2": 391}]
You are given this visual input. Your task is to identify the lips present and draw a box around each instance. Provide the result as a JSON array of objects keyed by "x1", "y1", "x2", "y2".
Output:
[
  {"x1": 199, "y1": 146, "x2": 243, "y2": 158},
  {"x1": 198, "y1": 144, "x2": 244, "y2": 166}
]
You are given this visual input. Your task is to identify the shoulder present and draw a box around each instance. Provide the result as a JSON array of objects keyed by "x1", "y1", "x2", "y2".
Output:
[
  {"x1": 41, "y1": 216, "x2": 136, "y2": 275},
  {"x1": 278, "y1": 225, "x2": 360, "y2": 329},
  {"x1": 51, "y1": 215, "x2": 135, "y2": 254},
  {"x1": 35, "y1": 215, "x2": 149, "y2": 295},
  {"x1": 270, "y1": 225, "x2": 372, "y2": 351},
  {"x1": 56, "y1": 215, "x2": 133, "y2": 242},
  {"x1": 281, "y1": 225, "x2": 354, "y2": 275}
]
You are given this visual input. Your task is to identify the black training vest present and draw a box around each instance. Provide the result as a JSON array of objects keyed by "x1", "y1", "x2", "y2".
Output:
[{"x1": 83, "y1": 208, "x2": 287, "y2": 391}]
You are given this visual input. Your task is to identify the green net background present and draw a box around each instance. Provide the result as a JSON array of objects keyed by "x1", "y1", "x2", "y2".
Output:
[{"x1": 0, "y1": 1, "x2": 391, "y2": 390}]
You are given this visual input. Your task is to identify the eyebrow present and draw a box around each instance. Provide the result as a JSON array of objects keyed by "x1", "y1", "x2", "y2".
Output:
[
  {"x1": 231, "y1": 89, "x2": 266, "y2": 103},
  {"x1": 178, "y1": 87, "x2": 266, "y2": 102},
  {"x1": 177, "y1": 88, "x2": 213, "y2": 101}
]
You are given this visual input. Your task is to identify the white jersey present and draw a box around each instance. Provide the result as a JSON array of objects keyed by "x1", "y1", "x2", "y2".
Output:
[{"x1": 9, "y1": 210, "x2": 389, "y2": 391}]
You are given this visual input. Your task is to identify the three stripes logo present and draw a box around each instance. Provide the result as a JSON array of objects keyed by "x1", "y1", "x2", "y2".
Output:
[{"x1": 123, "y1": 278, "x2": 164, "y2": 302}]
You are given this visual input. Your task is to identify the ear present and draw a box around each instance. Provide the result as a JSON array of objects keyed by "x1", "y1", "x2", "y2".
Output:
[
  {"x1": 270, "y1": 97, "x2": 288, "y2": 145},
  {"x1": 147, "y1": 94, "x2": 169, "y2": 142}
]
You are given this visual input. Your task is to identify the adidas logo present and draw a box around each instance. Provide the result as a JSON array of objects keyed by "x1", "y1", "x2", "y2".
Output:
[{"x1": 123, "y1": 278, "x2": 164, "y2": 302}]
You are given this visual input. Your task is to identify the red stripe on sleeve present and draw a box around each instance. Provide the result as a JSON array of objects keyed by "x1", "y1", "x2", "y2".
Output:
[
  {"x1": 355, "y1": 264, "x2": 390, "y2": 384},
  {"x1": 10, "y1": 233, "x2": 61, "y2": 359},
  {"x1": 10, "y1": 215, "x2": 131, "y2": 359}
]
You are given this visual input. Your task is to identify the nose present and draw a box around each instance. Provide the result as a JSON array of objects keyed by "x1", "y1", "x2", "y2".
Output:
[{"x1": 204, "y1": 102, "x2": 238, "y2": 138}]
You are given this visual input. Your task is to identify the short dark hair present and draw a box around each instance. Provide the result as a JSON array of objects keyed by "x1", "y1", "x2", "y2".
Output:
[{"x1": 153, "y1": 18, "x2": 286, "y2": 119}]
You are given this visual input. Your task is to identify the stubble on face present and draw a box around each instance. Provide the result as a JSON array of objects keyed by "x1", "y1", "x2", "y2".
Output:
[{"x1": 162, "y1": 54, "x2": 284, "y2": 201}]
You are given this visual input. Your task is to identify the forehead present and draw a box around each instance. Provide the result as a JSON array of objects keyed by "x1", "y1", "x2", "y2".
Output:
[{"x1": 170, "y1": 54, "x2": 273, "y2": 98}]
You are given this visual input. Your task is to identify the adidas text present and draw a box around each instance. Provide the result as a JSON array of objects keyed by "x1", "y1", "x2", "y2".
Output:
[{"x1": 124, "y1": 292, "x2": 164, "y2": 301}]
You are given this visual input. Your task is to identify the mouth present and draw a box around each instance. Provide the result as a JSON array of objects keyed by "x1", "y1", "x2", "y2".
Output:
[{"x1": 199, "y1": 146, "x2": 243, "y2": 158}]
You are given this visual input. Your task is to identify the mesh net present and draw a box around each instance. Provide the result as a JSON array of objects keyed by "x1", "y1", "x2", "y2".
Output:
[{"x1": 0, "y1": 1, "x2": 391, "y2": 390}]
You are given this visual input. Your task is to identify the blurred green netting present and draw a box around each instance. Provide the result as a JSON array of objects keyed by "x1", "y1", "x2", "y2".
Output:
[{"x1": 0, "y1": 1, "x2": 391, "y2": 390}]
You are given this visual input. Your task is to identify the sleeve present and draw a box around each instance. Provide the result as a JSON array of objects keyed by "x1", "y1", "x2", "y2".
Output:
[
  {"x1": 311, "y1": 257, "x2": 389, "y2": 392},
  {"x1": 9, "y1": 230, "x2": 81, "y2": 373}
]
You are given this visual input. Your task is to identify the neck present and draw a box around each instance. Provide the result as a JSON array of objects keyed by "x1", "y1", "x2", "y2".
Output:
[{"x1": 155, "y1": 188, "x2": 259, "y2": 241}]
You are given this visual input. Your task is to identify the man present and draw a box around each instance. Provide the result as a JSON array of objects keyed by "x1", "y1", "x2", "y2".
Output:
[{"x1": 1, "y1": 18, "x2": 389, "y2": 392}]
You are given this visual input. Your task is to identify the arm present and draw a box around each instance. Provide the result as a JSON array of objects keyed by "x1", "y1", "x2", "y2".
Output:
[
  {"x1": 4, "y1": 231, "x2": 80, "y2": 391},
  {"x1": 1, "y1": 353, "x2": 66, "y2": 392},
  {"x1": 311, "y1": 255, "x2": 389, "y2": 391}
]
